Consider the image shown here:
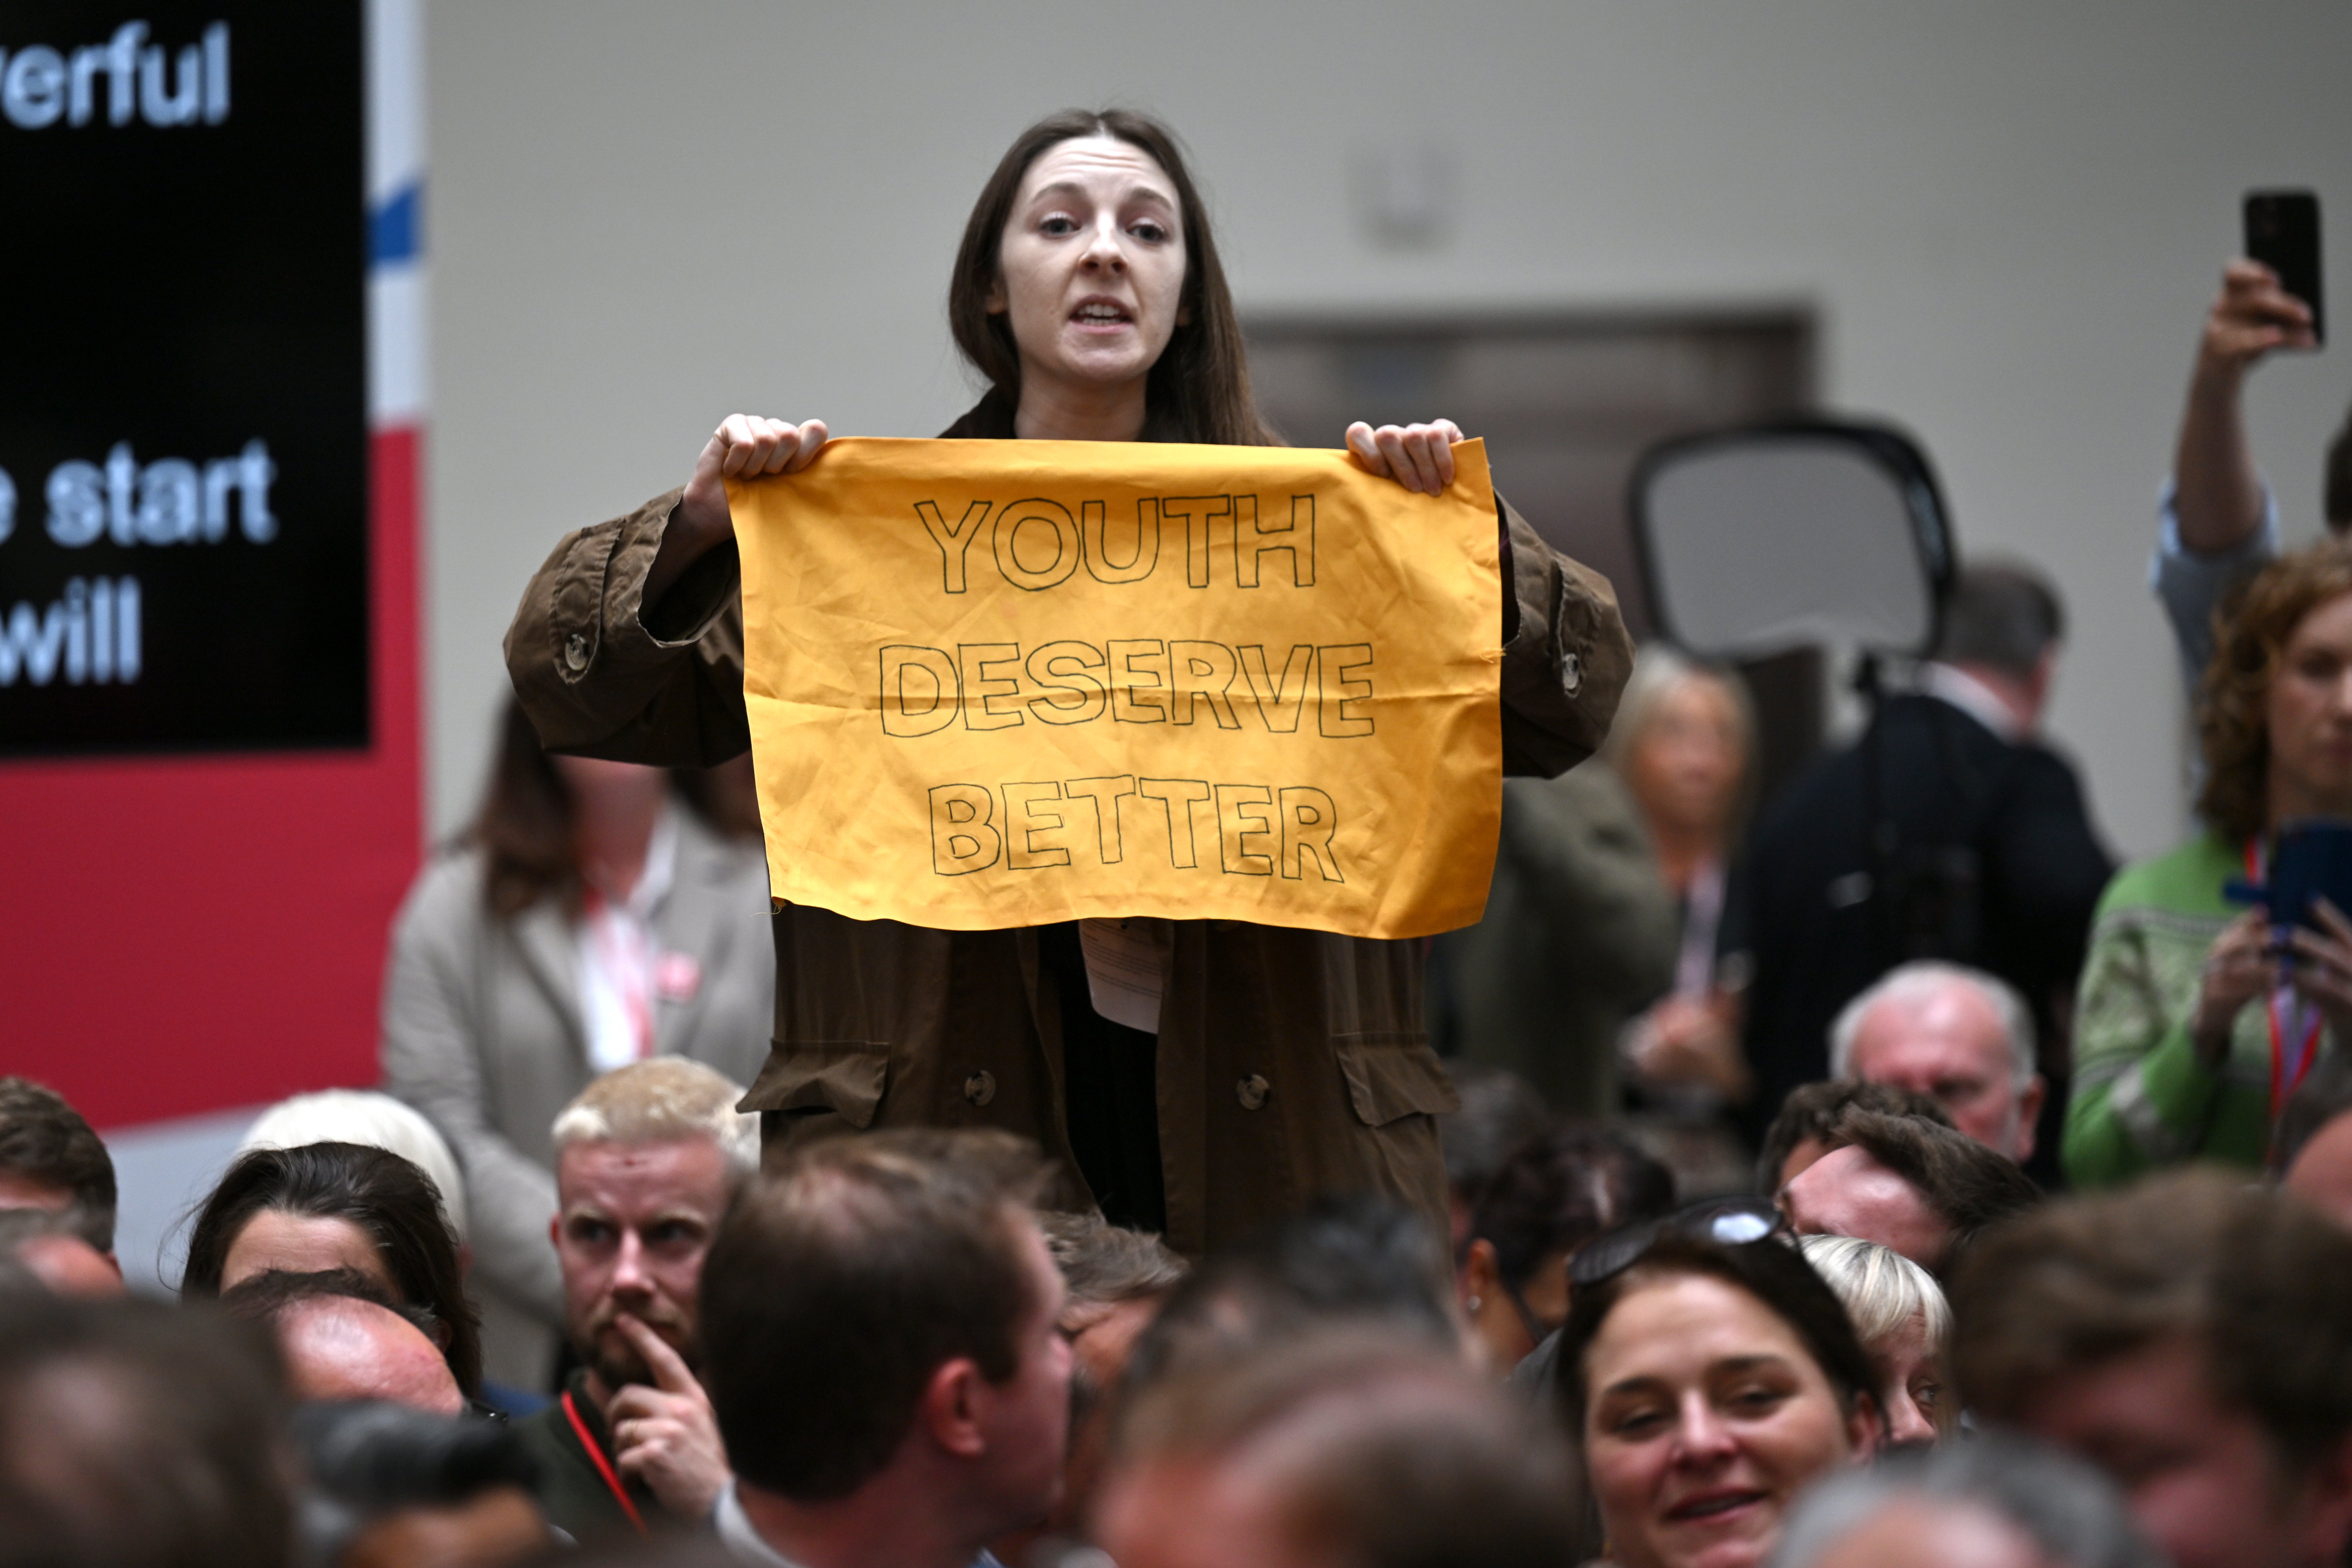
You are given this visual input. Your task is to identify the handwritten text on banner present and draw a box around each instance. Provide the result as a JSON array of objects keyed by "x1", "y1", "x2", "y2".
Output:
[{"x1": 728, "y1": 437, "x2": 1502, "y2": 939}]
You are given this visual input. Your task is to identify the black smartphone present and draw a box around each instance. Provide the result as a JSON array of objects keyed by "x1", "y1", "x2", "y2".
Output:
[{"x1": 2245, "y1": 189, "x2": 2325, "y2": 347}]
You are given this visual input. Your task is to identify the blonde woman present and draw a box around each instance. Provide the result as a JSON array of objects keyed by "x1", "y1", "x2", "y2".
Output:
[
  {"x1": 1609, "y1": 646, "x2": 1760, "y2": 1110},
  {"x1": 1797, "y1": 1232, "x2": 1951, "y2": 1446},
  {"x1": 1432, "y1": 646, "x2": 1754, "y2": 1125}
]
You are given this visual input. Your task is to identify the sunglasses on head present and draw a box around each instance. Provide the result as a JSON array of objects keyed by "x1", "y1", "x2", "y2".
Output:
[{"x1": 1567, "y1": 1194, "x2": 1786, "y2": 1290}]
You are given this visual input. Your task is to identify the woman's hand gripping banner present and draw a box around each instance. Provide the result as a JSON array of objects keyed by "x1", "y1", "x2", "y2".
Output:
[{"x1": 727, "y1": 437, "x2": 1503, "y2": 939}]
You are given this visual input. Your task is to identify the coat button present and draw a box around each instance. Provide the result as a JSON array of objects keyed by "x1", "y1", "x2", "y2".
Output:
[
  {"x1": 1558, "y1": 650, "x2": 1582, "y2": 697},
  {"x1": 963, "y1": 1070, "x2": 997, "y2": 1107},
  {"x1": 1236, "y1": 1073, "x2": 1270, "y2": 1111},
  {"x1": 564, "y1": 632, "x2": 590, "y2": 672}
]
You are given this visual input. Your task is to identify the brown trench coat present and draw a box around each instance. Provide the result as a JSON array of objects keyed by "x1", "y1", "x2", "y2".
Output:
[{"x1": 505, "y1": 470, "x2": 1631, "y2": 1254}]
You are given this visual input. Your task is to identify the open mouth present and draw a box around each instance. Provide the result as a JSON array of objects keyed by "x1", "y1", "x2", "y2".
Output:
[
  {"x1": 1070, "y1": 300, "x2": 1133, "y2": 328},
  {"x1": 1664, "y1": 1490, "x2": 1765, "y2": 1524}
]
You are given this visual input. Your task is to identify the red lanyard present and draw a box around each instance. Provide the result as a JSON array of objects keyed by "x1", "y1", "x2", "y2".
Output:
[
  {"x1": 2247, "y1": 839, "x2": 2325, "y2": 1118},
  {"x1": 561, "y1": 1389, "x2": 648, "y2": 1534}
]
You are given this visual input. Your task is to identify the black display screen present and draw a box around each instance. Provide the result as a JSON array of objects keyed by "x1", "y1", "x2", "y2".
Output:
[{"x1": 0, "y1": 2, "x2": 366, "y2": 754}]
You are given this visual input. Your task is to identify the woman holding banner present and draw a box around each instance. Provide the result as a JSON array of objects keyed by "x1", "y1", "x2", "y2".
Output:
[{"x1": 506, "y1": 108, "x2": 1633, "y2": 1254}]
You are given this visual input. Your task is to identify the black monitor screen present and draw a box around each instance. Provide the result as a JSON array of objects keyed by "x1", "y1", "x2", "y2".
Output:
[{"x1": 0, "y1": 2, "x2": 367, "y2": 755}]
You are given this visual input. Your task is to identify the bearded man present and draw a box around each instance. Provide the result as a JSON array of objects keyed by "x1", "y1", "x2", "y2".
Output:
[{"x1": 513, "y1": 1059, "x2": 754, "y2": 1538}]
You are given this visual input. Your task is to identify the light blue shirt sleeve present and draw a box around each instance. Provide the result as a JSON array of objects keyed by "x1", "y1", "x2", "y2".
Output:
[{"x1": 2151, "y1": 476, "x2": 2278, "y2": 698}]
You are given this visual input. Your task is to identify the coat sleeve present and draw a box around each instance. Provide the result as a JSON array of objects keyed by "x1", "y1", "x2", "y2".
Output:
[
  {"x1": 377, "y1": 866, "x2": 566, "y2": 1326},
  {"x1": 1496, "y1": 497, "x2": 1636, "y2": 779},
  {"x1": 504, "y1": 488, "x2": 753, "y2": 766},
  {"x1": 1505, "y1": 764, "x2": 1681, "y2": 1015},
  {"x1": 2062, "y1": 905, "x2": 2222, "y2": 1188}
]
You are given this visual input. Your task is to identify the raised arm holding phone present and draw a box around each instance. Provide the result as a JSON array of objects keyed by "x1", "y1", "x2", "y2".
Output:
[{"x1": 2154, "y1": 192, "x2": 2337, "y2": 695}]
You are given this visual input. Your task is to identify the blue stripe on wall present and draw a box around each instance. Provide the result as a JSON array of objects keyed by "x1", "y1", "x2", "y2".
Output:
[{"x1": 370, "y1": 182, "x2": 423, "y2": 267}]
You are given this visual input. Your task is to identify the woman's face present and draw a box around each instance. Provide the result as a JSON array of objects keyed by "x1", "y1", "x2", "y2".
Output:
[
  {"x1": 549, "y1": 753, "x2": 668, "y2": 815},
  {"x1": 2265, "y1": 590, "x2": 2352, "y2": 821},
  {"x1": 989, "y1": 135, "x2": 1188, "y2": 402},
  {"x1": 221, "y1": 1209, "x2": 395, "y2": 1295},
  {"x1": 1627, "y1": 676, "x2": 1747, "y2": 842},
  {"x1": 1582, "y1": 1271, "x2": 1873, "y2": 1568},
  {"x1": 1867, "y1": 1311, "x2": 1946, "y2": 1447}
]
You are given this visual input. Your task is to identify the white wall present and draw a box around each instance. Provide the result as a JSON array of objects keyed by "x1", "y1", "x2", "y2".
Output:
[{"x1": 427, "y1": 0, "x2": 2352, "y2": 860}]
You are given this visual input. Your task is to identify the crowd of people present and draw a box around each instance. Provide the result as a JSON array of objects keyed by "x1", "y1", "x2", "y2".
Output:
[
  {"x1": 5, "y1": 1048, "x2": 2352, "y2": 1568},
  {"x1": 4, "y1": 105, "x2": 2352, "y2": 1568}
]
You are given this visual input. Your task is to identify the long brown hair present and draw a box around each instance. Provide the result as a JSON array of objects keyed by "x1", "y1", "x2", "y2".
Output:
[
  {"x1": 472, "y1": 697, "x2": 762, "y2": 917},
  {"x1": 179, "y1": 1141, "x2": 484, "y2": 1398},
  {"x1": 947, "y1": 108, "x2": 1279, "y2": 447},
  {"x1": 2196, "y1": 541, "x2": 2352, "y2": 843}
]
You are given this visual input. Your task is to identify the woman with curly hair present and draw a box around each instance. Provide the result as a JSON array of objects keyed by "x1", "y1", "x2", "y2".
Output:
[{"x1": 2068, "y1": 541, "x2": 2352, "y2": 1184}]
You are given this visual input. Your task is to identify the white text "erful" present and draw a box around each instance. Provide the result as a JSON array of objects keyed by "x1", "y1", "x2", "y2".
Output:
[{"x1": 1, "y1": 21, "x2": 229, "y2": 130}]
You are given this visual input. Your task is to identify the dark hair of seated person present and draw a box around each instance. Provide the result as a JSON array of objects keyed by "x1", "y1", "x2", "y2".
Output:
[
  {"x1": 1466, "y1": 1126, "x2": 1675, "y2": 1295},
  {"x1": 1437, "y1": 1062, "x2": 1554, "y2": 1206},
  {"x1": 1951, "y1": 1167, "x2": 2352, "y2": 1475},
  {"x1": 219, "y1": 1264, "x2": 448, "y2": 1347},
  {"x1": 0, "y1": 1075, "x2": 117, "y2": 1253},
  {"x1": 180, "y1": 1141, "x2": 483, "y2": 1396},
  {"x1": 0, "y1": 1290, "x2": 292, "y2": 1568},
  {"x1": 1823, "y1": 1106, "x2": 2041, "y2": 1275},
  {"x1": 1934, "y1": 562, "x2": 2065, "y2": 679},
  {"x1": 1112, "y1": 1330, "x2": 1579, "y2": 1568},
  {"x1": 1121, "y1": 1192, "x2": 1459, "y2": 1397},
  {"x1": 1757, "y1": 1079, "x2": 1954, "y2": 1194},
  {"x1": 701, "y1": 1128, "x2": 1055, "y2": 1503},
  {"x1": 290, "y1": 1400, "x2": 542, "y2": 1567},
  {"x1": 1555, "y1": 1230, "x2": 1881, "y2": 1436},
  {"x1": 0, "y1": 1205, "x2": 82, "y2": 1255}
]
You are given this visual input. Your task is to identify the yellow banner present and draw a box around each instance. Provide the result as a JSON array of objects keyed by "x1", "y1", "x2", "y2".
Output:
[{"x1": 728, "y1": 437, "x2": 1502, "y2": 939}]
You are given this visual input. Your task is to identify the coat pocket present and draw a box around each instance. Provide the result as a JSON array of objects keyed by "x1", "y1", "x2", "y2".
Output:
[
  {"x1": 1333, "y1": 1033, "x2": 1460, "y2": 1128},
  {"x1": 739, "y1": 1038, "x2": 891, "y2": 1130}
]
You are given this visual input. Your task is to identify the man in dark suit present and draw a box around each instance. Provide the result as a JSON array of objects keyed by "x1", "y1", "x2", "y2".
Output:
[{"x1": 1737, "y1": 564, "x2": 2113, "y2": 1187}]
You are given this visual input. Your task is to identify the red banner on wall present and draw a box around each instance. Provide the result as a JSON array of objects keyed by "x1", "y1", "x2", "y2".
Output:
[{"x1": 0, "y1": 429, "x2": 420, "y2": 1128}]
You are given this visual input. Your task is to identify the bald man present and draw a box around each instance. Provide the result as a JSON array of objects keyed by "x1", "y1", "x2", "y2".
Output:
[
  {"x1": 219, "y1": 1267, "x2": 466, "y2": 1416},
  {"x1": 1832, "y1": 962, "x2": 2044, "y2": 1164},
  {"x1": 281, "y1": 1294, "x2": 466, "y2": 1415}
]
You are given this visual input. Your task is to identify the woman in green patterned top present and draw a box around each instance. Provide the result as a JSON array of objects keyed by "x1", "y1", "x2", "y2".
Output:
[{"x1": 2068, "y1": 541, "x2": 2352, "y2": 1185}]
